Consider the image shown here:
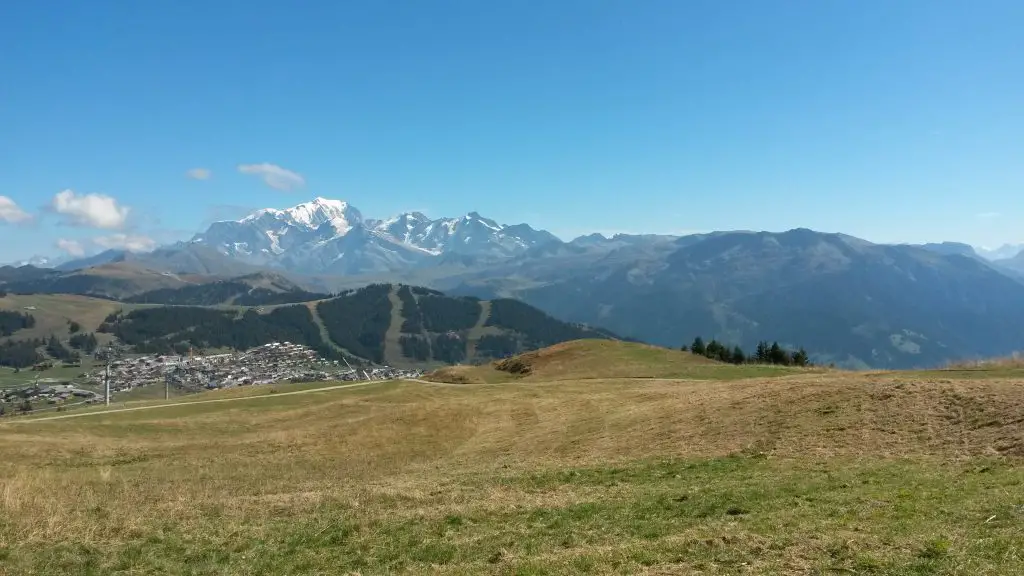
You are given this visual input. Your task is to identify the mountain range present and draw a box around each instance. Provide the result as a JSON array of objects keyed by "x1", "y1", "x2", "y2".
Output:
[
  {"x1": 185, "y1": 197, "x2": 560, "y2": 275},
  {"x1": 11, "y1": 197, "x2": 1024, "y2": 369},
  {"x1": 975, "y1": 243, "x2": 1024, "y2": 261}
]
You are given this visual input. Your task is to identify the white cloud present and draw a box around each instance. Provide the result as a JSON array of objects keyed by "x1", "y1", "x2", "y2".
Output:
[
  {"x1": 975, "y1": 211, "x2": 1000, "y2": 219},
  {"x1": 56, "y1": 238, "x2": 85, "y2": 257},
  {"x1": 51, "y1": 189, "x2": 130, "y2": 229},
  {"x1": 0, "y1": 196, "x2": 32, "y2": 223},
  {"x1": 186, "y1": 168, "x2": 212, "y2": 180},
  {"x1": 238, "y1": 163, "x2": 305, "y2": 191},
  {"x1": 92, "y1": 233, "x2": 157, "y2": 253}
]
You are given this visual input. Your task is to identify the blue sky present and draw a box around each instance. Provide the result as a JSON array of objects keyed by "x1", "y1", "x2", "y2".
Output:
[{"x1": 2, "y1": 0, "x2": 1023, "y2": 261}]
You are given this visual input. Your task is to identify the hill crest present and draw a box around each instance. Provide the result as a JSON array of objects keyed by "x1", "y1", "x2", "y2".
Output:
[{"x1": 426, "y1": 339, "x2": 817, "y2": 384}]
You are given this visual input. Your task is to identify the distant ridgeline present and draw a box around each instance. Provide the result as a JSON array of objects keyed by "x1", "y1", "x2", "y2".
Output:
[
  {"x1": 0, "y1": 272, "x2": 125, "y2": 301},
  {"x1": 98, "y1": 283, "x2": 619, "y2": 366},
  {"x1": 683, "y1": 336, "x2": 811, "y2": 366},
  {"x1": 124, "y1": 280, "x2": 330, "y2": 306}
]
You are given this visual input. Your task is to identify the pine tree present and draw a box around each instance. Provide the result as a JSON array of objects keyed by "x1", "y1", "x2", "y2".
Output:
[
  {"x1": 716, "y1": 345, "x2": 732, "y2": 363},
  {"x1": 754, "y1": 341, "x2": 769, "y2": 363},
  {"x1": 705, "y1": 339, "x2": 721, "y2": 359},
  {"x1": 690, "y1": 337, "x2": 706, "y2": 356},
  {"x1": 731, "y1": 345, "x2": 746, "y2": 364},
  {"x1": 769, "y1": 341, "x2": 791, "y2": 365},
  {"x1": 792, "y1": 347, "x2": 810, "y2": 367}
]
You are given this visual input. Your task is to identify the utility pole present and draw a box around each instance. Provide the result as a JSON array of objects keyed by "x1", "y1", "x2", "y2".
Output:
[
  {"x1": 102, "y1": 342, "x2": 114, "y2": 407},
  {"x1": 341, "y1": 357, "x2": 356, "y2": 380},
  {"x1": 165, "y1": 371, "x2": 169, "y2": 400}
]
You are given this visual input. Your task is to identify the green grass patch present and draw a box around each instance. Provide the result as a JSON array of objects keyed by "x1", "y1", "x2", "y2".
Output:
[{"x1": 2, "y1": 455, "x2": 1020, "y2": 574}]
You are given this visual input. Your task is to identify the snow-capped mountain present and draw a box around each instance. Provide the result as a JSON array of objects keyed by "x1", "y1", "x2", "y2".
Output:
[
  {"x1": 189, "y1": 197, "x2": 559, "y2": 275},
  {"x1": 368, "y1": 211, "x2": 560, "y2": 258},
  {"x1": 975, "y1": 243, "x2": 1024, "y2": 261},
  {"x1": 9, "y1": 255, "x2": 68, "y2": 268},
  {"x1": 193, "y1": 197, "x2": 362, "y2": 262}
]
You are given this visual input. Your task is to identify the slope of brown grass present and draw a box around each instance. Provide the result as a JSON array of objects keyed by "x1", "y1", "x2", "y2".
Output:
[
  {"x1": 0, "y1": 293, "x2": 124, "y2": 339},
  {"x1": 0, "y1": 373, "x2": 1021, "y2": 574},
  {"x1": 426, "y1": 339, "x2": 816, "y2": 383}
]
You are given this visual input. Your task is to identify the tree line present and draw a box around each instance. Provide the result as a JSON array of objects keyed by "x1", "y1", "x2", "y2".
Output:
[
  {"x1": 46, "y1": 335, "x2": 79, "y2": 362},
  {"x1": 69, "y1": 332, "x2": 99, "y2": 353},
  {"x1": 0, "y1": 339, "x2": 45, "y2": 368},
  {"x1": 101, "y1": 305, "x2": 339, "y2": 360},
  {"x1": 0, "y1": 311, "x2": 35, "y2": 337},
  {"x1": 397, "y1": 285, "x2": 424, "y2": 333},
  {"x1": 683, "y1": 336, "x2": 811, "y2": 367}
]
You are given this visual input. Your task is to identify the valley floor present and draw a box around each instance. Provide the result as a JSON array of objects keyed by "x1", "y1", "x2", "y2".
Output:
[{"x1": 0, "y1": 373, "x2": 1021, "y2": 575}]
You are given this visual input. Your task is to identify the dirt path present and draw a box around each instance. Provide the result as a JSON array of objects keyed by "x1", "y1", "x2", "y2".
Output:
[
  {"x1": 383, "y1": 286, "x2": 407, "y2": 366},
  {"x1": 466, "y1": 300, "x2": 492, "y2": 361},
  {"x1": 5, "y1": 380, "x2": 384, "y2": 424},
  {"x1": 306, "y1": 302, "x2": 349, "y2": 357}
]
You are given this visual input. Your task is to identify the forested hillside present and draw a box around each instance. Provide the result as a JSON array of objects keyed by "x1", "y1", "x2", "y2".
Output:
[
  {"x1": 87, "y1": 284, "x2": 620, "y2": 366},
  {"x1": 391, "y1": 285, "x2": 616, "y2": 365},
  {"x1": 316, "y1": 283, "x2": 392, "y2": 363},
  {"x1": 100, "y1": 306, "x2": 338, "y2": 359}
]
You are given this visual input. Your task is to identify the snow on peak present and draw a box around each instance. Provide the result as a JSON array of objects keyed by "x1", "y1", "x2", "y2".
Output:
[
  {"x1": 284, "y1": 197, "x2": 354, "y2": 228},
  {"x1": 216, "y1": 202, "x2": 551, "y2": 267},
  {"x1": 239, "y1": 208, "x2": 283, "y2": 223},
  {"x1": 462, "y1": 211, "x2": 501, "y2": 231},
  {"x1": 234, "y1": 197, "x2": 360, "y2": 239},
  {"x1": 312, "y1": 197, "x2": 349, "y2": 211}
]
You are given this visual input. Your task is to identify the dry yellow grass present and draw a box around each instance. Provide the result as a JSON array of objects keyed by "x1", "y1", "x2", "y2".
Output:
[
  {"x1": 0, "y1": 293, "x2": 124, "y2": 339},
  {"x1": 426, "y1": 339, "x2": 819, "y2": 383},
  {"x1": 945, "y1": 352, "x2": 1024, "y2": 369},
  {"x1": 0, "y1": 368, "x2": 1021, "y2": 574}
]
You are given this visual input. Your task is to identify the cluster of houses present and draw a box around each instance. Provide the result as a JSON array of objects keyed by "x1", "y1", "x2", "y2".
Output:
[
  {"x1": 0, "y1": 341, "x2": 430, "y2": 417},
  {"x1": 0, "y1": 381, "x2": 99, "y2": 411},
  {"x1": 87, "y1": 342, "x2": 425, "y2": 395},
  {"x1": 356, "y1": 366, "x2": 426, "y2": 381}
]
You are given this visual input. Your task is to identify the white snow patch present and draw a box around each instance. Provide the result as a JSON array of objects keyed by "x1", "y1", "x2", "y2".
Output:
[
  {"x1": 328, "y1": 216, "x2": 352, "y2": 236},
  {"x1": 286, "y1": 198, "x2": 348, "y2": 228},
  {"x1": 240, "y1": 208, "x2": 282, "y2": 223},
  {"x1": 265, "y1": 230, "x2": 284, "y2": 254}
]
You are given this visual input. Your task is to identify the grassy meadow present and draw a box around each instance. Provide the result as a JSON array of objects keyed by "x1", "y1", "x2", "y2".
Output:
[
  {"x1": 0, "y1": 342, "x2": 1021, "y2": 575},
  {"x1": 425, "y1": 339, "x2": 823, "y2": 384},
  {"x1": 0, "y1": 293, "x2": 126, "y2": 342}
]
